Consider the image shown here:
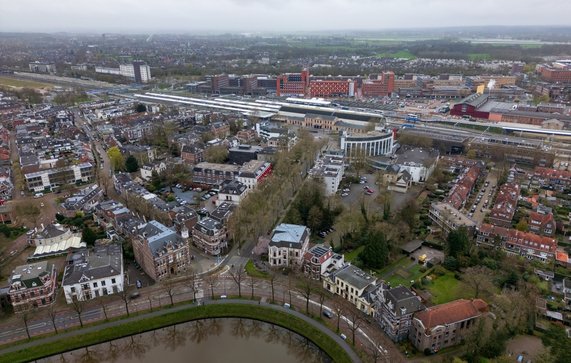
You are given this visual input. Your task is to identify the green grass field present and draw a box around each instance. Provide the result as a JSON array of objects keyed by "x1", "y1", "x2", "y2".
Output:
[
  {"x1": 245, "y1": 260, "x2": 269, "y2": 278},
  {"x1": 426, "y1": 271, "x2": 469, "y2": 305},
  {"x1": 376, "y1": 50, "x2": 416, "y2": 59},
  {"x1": 344, "y1": 245, "x2": 364, "y2": 263},
  {"x1": 0, "y1": 76, "x2": 52, "y2": 89}
]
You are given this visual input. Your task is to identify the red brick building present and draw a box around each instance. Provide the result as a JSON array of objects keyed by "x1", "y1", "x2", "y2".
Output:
[
  {"x1": 309, "y1": 79, "x2": 354, "y2": 97},
  {"x1": 362, "y1": 72, "x2": 395, "y2": 97},
  {"x1": 538, "y1": 66, "x2": 571, "y2": 83},
  {"x1": 528, "y1": 211, "x2": 555, "y2": 236},
  {"x1": 276, "y1": 70, "x2": 310, "y2": 97},
  {"x1": 489, "y1": 183, "x2": 520, "y2": 228}
]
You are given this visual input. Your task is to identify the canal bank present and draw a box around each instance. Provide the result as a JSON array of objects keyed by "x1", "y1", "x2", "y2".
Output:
[{"x1": 0, "y1": 299, "x2": 359, "y2": 363}]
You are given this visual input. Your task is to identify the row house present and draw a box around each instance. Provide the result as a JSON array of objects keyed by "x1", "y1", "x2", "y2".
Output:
[
  {"x1": 132, "y1": 220, "x2": 191, "y2": 281},
  {"x1": 375, "y1": 285, "x2": 423, "y2": 342},
  {"x1": 268, "y1": 223, "x2": 310, "y2": 268},
  {"x1": 534, "y1": 167, "x2": 571, "y2": 191},
  {"x1": 528, "y1": 211, "x2": 555, "y2": 237},
  {"x1": 445, "y1": 164, "x2": 481, "y2": 210},
  {"x1": 8, "y1": 261, "x2": 58, "y2": 313},
  {"x1": 62, "y1": 243, "x2": 124, "y2": 304},
  {"x1": 477, "y1": 223, "x2": 557, "y2": 262},
  {"x1": 410, "y1": 299, "x2": 489, "y2": 353},
  {"x1": 322, "y1": 264, "x2": 377, "y2": 315},
  {"x1": 489, "y1": 183, "x2": 520, "y2": 228},
  {"x1": 192, "y1": 162, "x2": 241, "y2": 186}
]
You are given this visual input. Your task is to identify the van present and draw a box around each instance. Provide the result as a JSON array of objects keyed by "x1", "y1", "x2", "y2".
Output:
[
  {"x1": 283, "y1": 303, "x2": 291, "y2": 309},
  {"x1": 340, "y1": 333, "x2": 347, "y2": 340}
]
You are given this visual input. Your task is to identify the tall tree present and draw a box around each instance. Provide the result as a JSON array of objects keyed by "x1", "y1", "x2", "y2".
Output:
[
  {"x1": 204, "y1": 145, "x2": 229, "y2": 163},
  {"x1": 107, "y1": 146, "x2": 125, "y2": 172},
  {"x1": 125, "y1": 155, "x2": 140, "y2": 173},
  {"x1": 446, "y1": 227, "x2": 470, "y2": 258},
  {"x1": 229, "y1": 264, "x2": 245, "y2": 298},
  {"x1": 359, "y1": 230, "x2": 389, "y2": 269}
]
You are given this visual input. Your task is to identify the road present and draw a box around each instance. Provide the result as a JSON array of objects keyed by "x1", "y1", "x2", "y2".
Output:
[{"x1": 0, "y1": 274, "x2": 402, "y2": 362}]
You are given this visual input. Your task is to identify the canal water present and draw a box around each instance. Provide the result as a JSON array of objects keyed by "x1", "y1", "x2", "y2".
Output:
[{"x1": 37, "y1": 318, "x2": 332, "y2": 363}]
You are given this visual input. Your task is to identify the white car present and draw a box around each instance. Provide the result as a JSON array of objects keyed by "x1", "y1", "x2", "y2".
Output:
[{"x1": 341, "y1": 193, "x2": 349, "y2": 197}]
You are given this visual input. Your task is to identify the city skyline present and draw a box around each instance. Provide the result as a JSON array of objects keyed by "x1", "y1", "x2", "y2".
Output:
[{"x1": 1, "y1": 0, "x2": 570, "y2": 33}]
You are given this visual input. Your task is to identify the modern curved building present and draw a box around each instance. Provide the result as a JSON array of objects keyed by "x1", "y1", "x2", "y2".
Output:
[{"x1": 340, "y1": 130, "x2": 394, "y2": 158}]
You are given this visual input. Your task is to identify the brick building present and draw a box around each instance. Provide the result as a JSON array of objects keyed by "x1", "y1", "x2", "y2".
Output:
[
  {"x1": 8, "y1": 261, "x2": 58, "y2": 313},
  {"x1": 276, "y1": 70, "x2": 310, "y2": 96},
  {"x1": 489, "y1": 183, "x2": 520, "y2": 227},
  {"x1": 309, "y1": 79, "x2": 354, "y2": 97}
]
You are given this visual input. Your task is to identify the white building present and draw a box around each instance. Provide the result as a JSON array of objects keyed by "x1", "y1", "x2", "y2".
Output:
[
  {"x1": 393, "y1": 147, "x2": 439, "y2": 183},
  {"x1": 309, "y1": 153, "x2": 345, "y2": 196},
  {"x1": 340, "y1": 130, "x2": 394, "y2": 158},
  {"x1": 322, "y1": 264, "x2": 377, "y2": 315},
  {"x1": 237, "y1": 160, "x2": 272, "y2": 190},
  {"x1": 216, "y1": 180, "x2": 248, "y2": 206},
  {"x1": 268, "y1": 224, "x2": 310, "y2": 268},
  {"x1": 24, "y1": 162, "x2": 94, "y2": 192},
  {"x1": 95, "y1": 61, "x2": 151, "y2": 83},
  {"x1": 62, "y1": 244, "x2": 124, "y2": 304},
  {"x1": 140, "y1": 162, "x2": 167, "y2": 181}
]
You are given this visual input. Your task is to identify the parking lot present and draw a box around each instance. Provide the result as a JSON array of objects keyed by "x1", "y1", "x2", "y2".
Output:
[{"x1": 466, "y1": 173, "x2": 498, "y2": 224}]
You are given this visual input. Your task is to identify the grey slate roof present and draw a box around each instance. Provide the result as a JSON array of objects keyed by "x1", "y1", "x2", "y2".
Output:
[
  {"x1": 62, "y1": 244, "x2": 123, "y2": 285},
  {"x1": 334, "y1": 264, "x2": 375, "y2": 290}
]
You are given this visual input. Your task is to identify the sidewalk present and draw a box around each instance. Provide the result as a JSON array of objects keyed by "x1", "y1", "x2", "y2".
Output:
[{"x1": 0, "y1": 299, "x2": 361, "y2": 363}]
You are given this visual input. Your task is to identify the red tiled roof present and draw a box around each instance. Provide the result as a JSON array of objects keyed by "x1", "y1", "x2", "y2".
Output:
[
  {"x1": 556, "y1": 250, "x2": 569, "y2": 263},
  {"x1": 415, "y1": 299, "x2": 488, "y2": 329},
  {"x1": 534, "y1": 167, "x2": 571, "y2": 181},
  {"x1": 478, "y1": 223, "x2": 557, "y2": 252}
]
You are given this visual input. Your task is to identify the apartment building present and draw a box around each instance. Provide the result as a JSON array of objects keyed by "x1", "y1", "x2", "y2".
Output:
[
  {"x1": 192, "y1": 217, "x2": 228, "y2": 256},
  {"x1": 237, "y1": 160, "x2": 272, "y2": 190},
  {"x1": 276, "y1": 70, "x2": 310, "y2": 96},
  {"x1": 309, "y1": 153, "x2": 345, "y2": 196},
  {"x1": 429, "y1": 202, "x2": 476, "y2": 236},
  {"x1": 377, "y1": 286, "x2": 423, "y2": 342},
  {"x1": 8, "y1": 261, "x2": 58, "y2": 313},
  {"x1": 302, "y1": 244, "x2": 344, "y2": 280},
  {"x1": 24, "y1": 162, "x2": 94, "y2": 192},
  {"x1": 62, "y1": 243, "x2": 124, "y2": 304}
]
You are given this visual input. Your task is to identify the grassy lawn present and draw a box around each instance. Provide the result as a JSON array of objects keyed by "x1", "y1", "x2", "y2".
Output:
[
  {"x1": 375, "y1": 50, "x2": 416, "y2": 59},
  {"x1": 344, "y1": 245, "x2": 364, "y2": 263},
  {"x1": 426, "y1": 271, "x2": 469, "y2": 305},
  {"x1": 0, "y1": 303, "x2": 352, "y2": 363},
  {"x1": 245, "y1": 260, "x2": 269, "y2": 279},
  {"x1": 386, "y1": 263, "x2": 428, "y2": 288},
  {"x1": 0, "y1": 76, "x2": 53, "y2": 89}
]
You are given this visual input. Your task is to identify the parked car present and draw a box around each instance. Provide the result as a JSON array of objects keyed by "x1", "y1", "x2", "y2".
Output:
[{"x1": 323, "y1": 309, "x2": 333, "y2": 318}]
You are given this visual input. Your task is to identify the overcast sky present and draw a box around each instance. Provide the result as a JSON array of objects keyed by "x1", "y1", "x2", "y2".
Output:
[{"x1": 1, "y1": 0, "x2": 569, "y2": 33}]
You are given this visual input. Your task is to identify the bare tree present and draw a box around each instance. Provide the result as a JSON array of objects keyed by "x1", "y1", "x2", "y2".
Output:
[
  {"x1": 249, "y1": 275, "x2": 256, "y2": 299},
  {"x1": 162, "y1": 278, "x2": 177, "y2": 306},
  {"x1": 346, "y1": 307, "x2": 364, "y2": 346},
  {"x1": 19, "y1": 305, "x2": 34, "y2": 340},
  {"x1": 269, "y1": 272, "x2": 277, "y2": 303},
  {"x1": 229, "y1": 264, "x2": 245, "y2": 298},
  {"x1": 96, "y1": 296, "x2": 109, "y2": 321},
  {"x1": 119, "y1": 288, "x2": 131, "y2": 316},
  {"x1": 185, "y1": 270, "x2": 199, "y2": 302},
  {"x1": 316, "y1": 289, "x2": 327, "y2": 317},
  {"x1": 204, "y1": 274, "x2": 217, "y2": 299},
  {"x1": 297, "y1": 278, "x2": 313, "y2": 314},
  {"x1": 71, "y1": 298, "x2": 85, "y2": 328},
  {"x1": 332, "y1": 299, "x2": 346, "y2": 333},
  {"x1": 47, "y1": 305, "x2": 59, "y2": 334},
  {"x1": 463, "y1": 266, "x2": 494, "y2": 299}
]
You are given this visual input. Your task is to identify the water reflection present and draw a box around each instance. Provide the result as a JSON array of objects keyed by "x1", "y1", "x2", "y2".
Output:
[{"x1": 37, "y1": 318, "x2": 331, "y2": 363}]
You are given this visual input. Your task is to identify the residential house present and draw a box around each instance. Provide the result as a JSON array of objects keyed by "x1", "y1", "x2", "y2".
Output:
[
  {"x1": 477, "y1": 223, "x2": 557, "y2": 262},
  {"x1": 237, "y1": 160, "x2": 272, "y2": 190},
  {"x1": 302, "y1": 245, "x2": 345, "y2": 280},
  {"x1": 410, "y1": 299, "x2": 489, "y2": 353},
  {"x1": 8, "y1": 261, "x2": 57, "y2": 313},
  {"x1": 534, "y1": 167, "x2": 571, "y2": 191},
  {"x1": 192, "y1": 162, "x2": 240, "y2": 185},
  {"x1": 132, "y1": 220, "x2": 190, "y2": 281},
  {"x1": 322, "y1": 264, "x2": 377, "y2": 315},
  {"x1": 445, "y1": 164, "x2": 481, "y2": 210},
  {"x1": 268, "y1": 223, "x2": 310, "y2": 268},
  {"x1": 62, "y1": 243, "x2": 124, "y2": 304},
  {"x1": 376, "y1": 285, "x2": 423, "y2": 342},
  {"x1": 489, "y1": 183, "x2": 520, "y2": 227},
  {"x1": 140, "y1": 161, "x2": 167, "y2": 181}
]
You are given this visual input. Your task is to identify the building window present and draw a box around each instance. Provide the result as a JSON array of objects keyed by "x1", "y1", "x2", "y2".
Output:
[{"x1": 111, "y1": 278, "x2": 116, "y2": 284}]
